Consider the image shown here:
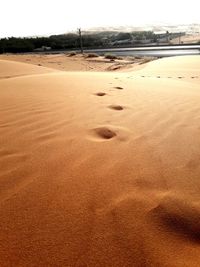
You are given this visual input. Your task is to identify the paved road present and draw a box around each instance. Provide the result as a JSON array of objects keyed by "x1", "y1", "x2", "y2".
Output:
[{"x1": 83, "y1": 45, "x2": 200, "y2": 57}]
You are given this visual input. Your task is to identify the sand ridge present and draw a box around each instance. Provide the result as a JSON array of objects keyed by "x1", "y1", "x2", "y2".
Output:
[
  {"x1": 131, "y1": 55, "x2": 200, "y2": 82},
  {"x1": 0, "y1": 53, "x2": 156, "y2": 73},
  {"x1": 0, "y1": 57, "x2": 200, "y2": 266},
  {"x1": 0, "y1": 59, "x2": 58, "y2": 80}
]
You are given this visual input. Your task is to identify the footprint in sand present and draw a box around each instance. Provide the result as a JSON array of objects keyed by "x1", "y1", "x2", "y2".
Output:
[
  {"x1": 95, "y1": 92, "x2": 106, "y2": 96},
  {"x1": 108, "y1": 105, "x2": 124, "y2": 111},
  {"x1": 113, "y1": 86, "x2": 123, "y2": 90},
  {"x1": 93, "y1": 127, "x2": 117, "y2": 140},
  {"x1": 89, "y1": 125, "x2": 130, "y2": 142},
  {"x1": 149, "y1": 195, "x2": 200, "y2": 242}
]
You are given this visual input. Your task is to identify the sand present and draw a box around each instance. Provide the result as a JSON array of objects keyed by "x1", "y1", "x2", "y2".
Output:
[
  {"x1": 171, "y1": 33, "x2": 200, "y2": 44},
  {"x1": 0, "y1": 55, "x2": 200, "y2": 266},
  {"x1": 0, "y1": 53, "x2": 155, "y2": 72}
]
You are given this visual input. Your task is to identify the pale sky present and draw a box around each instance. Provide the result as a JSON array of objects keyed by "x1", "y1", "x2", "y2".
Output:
[{"x1": 1, "y1": 0, "x2": 200, "y2": 37}]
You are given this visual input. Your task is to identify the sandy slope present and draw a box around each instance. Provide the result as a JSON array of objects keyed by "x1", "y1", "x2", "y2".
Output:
[
  {"x1": 0, "y1": 54, "x2": 120, "y2": 72},
  {"x1": 171, "y1": 34, "x2": 200, "y2": 44},
  {"x1": 0, "y1": 59, "x2": 56, "y2": 79},
  {"x1": 0, "y1": 57, "x2": 200, "y2": 266},
  {"x1": 0, "y1": 53, "x2": 154, "y2": 72},
  {"x1": 133, "y1": 55, "x2": 200, "y2": 80}
]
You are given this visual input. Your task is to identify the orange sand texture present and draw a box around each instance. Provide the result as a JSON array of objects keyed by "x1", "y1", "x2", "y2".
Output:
[{"x1": 0, "y1": 55, "x2": 200, "y2": 266}]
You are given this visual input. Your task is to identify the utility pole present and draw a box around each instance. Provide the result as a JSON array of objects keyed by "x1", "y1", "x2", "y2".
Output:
[
  {"x1": 166, "y1": 30, "x2": 169, "y2": 43},
  {"x1": 78, "y1": 28, "x2": 83, "y2": 54}
]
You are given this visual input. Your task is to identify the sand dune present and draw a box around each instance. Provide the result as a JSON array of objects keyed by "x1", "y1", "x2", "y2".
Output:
[
  {"x1": 0, "y1": 59, "x2": 57, "y2": 79},
  {"x1": 0, "y1": 54, "x2": 119, "y2": 72},
  {"x1": 132, "y1": 55, "x2": 200, "y2": 81},
  {"x1": 0, "y1": 57, "x2": 200, "y2": 266},
  {"x1": 171, "y1": 34, "x2": 200, "y2": 44},
  {"x1": 0, "y1": 53, "x2": 154, "y2": 73}
]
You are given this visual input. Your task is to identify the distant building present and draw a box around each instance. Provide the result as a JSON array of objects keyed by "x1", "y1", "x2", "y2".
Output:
[
  {"x1": 139, "y1": 39, "x2": 152, "y2": 44},
  {"x1": 111, "y1": 39, "x2": 133, "y2": 46},
  {"x1": 34, "y1": 46, "x2": 52, "y2": 52},
  {"x1": 154, "y1": 31, "x2": 170, "y2": 43}
]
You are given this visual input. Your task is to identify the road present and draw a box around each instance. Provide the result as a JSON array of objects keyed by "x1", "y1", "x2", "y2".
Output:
[{"x1": 83, "y1": 45, "x2": 200, "y2": 57}]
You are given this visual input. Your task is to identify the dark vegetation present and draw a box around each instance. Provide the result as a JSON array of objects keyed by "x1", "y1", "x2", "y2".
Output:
[
  {"x1": 85, "y1": 53, "x2": 99, "y2": 58},
  {"x1": 0, "y1": 31, "x2": 185, "y2": 53},
  {"x1": 104, "y1": 54, "x2": 121, "y2": 60}
]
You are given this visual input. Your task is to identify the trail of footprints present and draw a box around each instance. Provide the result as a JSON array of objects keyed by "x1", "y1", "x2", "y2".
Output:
[
  {"x1": 92, "y1": 73, "x2": 199, "y2": 140},
  {"x1": 138, "y1": 75, "x2": 199, "y2": 79},
  {"x1": 92, "y1": 77, "x2": 200, "y2": 243},
  {"x1": 93, "y1": 84, "x2": 125, "y2": 141}
]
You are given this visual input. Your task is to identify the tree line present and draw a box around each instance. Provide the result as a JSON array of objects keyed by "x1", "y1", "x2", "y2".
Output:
[{"x1": 0, "y1": 31, "x2": 183, "y2": 53}]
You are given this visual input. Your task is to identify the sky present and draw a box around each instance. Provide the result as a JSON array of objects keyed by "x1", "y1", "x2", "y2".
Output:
[{"x1": 1, "y1": 0, "x2": 200, "y2": 38}]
